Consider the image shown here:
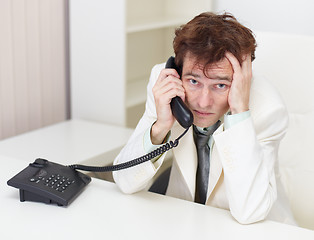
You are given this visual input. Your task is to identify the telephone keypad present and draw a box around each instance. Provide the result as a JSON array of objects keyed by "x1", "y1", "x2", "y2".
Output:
[
  {"x1": 8, "y1": 159, "x2": 91, "y2": 206},
  {"x1": 30, "y1": 173, "x2": 75, "y2": 193}
]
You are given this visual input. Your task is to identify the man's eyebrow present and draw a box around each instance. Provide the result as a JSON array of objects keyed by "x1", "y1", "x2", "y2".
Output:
[
  {"x1": 182, "y1": 71, "x2": 201, "y2": 78},
  {"x1": 183, "y1": 71, "x2": 232, "y2": 81},
  {"x1": 210, "y1": 75, "x2": 232, "y2": 81}
]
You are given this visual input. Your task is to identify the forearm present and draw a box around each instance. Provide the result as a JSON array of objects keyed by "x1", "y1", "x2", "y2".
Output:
[
  {"x1": 113, "y1": 115, "x2": 156, "y2": 192},
  {"x1": 214, "y1": 117, "x2": 282, "y2": 224},
  {"x1": 113, "y1": 116, "x2": 171, "y2": 194}
]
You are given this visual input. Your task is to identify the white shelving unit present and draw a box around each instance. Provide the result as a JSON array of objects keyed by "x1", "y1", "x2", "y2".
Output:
[{"x1": 70, "y1": 0, "x2": 212, "y2": 128}]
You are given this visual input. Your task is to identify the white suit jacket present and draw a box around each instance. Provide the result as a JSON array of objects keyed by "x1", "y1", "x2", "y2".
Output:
[{"x1": 113, "y1": 63, "x2": 296, "y2": 225}]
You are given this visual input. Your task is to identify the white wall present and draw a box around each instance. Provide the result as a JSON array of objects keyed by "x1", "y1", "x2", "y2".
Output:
[
  {"x1": 213, "y1": 0, "x2": 314, "y2": 36},
  {"x1": 69, "y1": 0, "x2": 126, "y2": 126}
]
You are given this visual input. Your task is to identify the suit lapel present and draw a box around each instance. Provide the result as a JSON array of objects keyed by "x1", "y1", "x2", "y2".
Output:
[
  {"x1": 206, "y1": 124, "x2": 224, "y2": 201},
  {"x1": 171, "y1": 125, "x2": 197, "y2": 200}
]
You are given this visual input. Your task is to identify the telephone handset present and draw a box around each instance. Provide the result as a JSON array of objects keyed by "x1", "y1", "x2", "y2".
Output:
[
  {"x1": 7, "y1": 57, "x2": 194, "y2": 206},
  {"x1": 166, "y1": 56, "x2": 194, "y2": 129}
]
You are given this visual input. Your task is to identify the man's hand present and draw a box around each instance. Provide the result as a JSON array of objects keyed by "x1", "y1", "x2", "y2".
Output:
[
  {"x1": 225, "y1": 52, "x2": 252, "y2": 114},
  {"x1": 151, "y1": 68, "x2": 185, "y2": 144}
]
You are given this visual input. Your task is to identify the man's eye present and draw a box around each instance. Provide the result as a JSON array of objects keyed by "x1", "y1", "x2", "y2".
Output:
[
  {"x1": 217, "y1": 84, "x2": 226, "y2": 89},
  {"x1": 190, "y1": 79, "x2": 198, "y2": 85}
]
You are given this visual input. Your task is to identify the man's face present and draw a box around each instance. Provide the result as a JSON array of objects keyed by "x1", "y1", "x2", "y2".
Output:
[{"x1": 181, "y1": 54, "x2": 233, "y2": 128}]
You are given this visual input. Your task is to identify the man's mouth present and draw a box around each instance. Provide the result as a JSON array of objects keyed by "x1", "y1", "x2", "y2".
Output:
[{"x1": 194, "y1": 110, "x2": 213, "y2": 116}]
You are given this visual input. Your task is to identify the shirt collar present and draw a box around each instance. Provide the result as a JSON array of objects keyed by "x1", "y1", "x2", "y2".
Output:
[{"x1": 194, "y1": 120, "x2": 221, "y2": 135}]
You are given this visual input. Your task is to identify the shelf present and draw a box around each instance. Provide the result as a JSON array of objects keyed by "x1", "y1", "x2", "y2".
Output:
[
  {"x1": 127, "y1": 16, "x2": 190, "y2": 33},
  {"x1": 70, "y1": 0, "x2": 213, "y2": 128},
  {"x1": 126, "y1": 77, "x2": 148, "y2": 108}
]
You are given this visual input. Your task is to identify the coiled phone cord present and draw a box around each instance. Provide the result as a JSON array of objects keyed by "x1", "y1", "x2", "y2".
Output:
[{"x1": 68, "y1": 127, "x2": 190, "y2": 172}]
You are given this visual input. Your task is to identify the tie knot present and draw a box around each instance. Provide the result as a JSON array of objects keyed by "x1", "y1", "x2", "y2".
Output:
[
  {"x1": 193, "y1": 121, "x2": 221, "y2": 149},
  {"x1": 193, "y1": 130, "x2": 211, "y2": 148}
]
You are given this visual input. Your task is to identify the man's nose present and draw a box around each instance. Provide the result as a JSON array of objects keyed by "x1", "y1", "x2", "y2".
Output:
[{"x1": 198, "y1": 88, "x2": 213, "y2": 108}]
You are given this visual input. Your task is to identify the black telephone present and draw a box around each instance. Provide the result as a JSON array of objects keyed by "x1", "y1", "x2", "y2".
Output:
[
  {"x1": 7, "y1": 158, "x2": 91, "y2": 206},
  {"x1": 7, "y1": 57, "x2": 193, "y2": 206}
]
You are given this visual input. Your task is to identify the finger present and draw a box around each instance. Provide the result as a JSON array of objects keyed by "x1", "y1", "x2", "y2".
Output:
[
  {"x1": 154, "y1": 74, "x2": 183, "y2": 93},
  {"x1": 240, "y1": 54, "x2": 253, "y2": 81},
  {"x1": 225, "y1": 52, "x2": 242, "y2": 75},
  {"x1": 155, "y1": 82, "x2": 185, "y2": 101},
  {"x1": 166, "y1": 88, "x2": 185, "y2": 102},
  {"x1": 157, "y1": 68, "x2": 180, "y2": 83},
  {"x1": 241, "y1": 54, "x2": 252, "y2": 70},
  {"x1": 154, "y1": 76, "x2": 183, "y2": 95}
]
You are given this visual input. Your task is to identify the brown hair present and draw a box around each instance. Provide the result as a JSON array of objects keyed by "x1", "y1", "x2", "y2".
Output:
[{"x1": 173, "y1": 12, "x2": 256, "y2": 72}]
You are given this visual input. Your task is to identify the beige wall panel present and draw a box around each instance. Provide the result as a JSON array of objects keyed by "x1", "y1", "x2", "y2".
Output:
[{"x1": 0, "y1": 0, "x2": 68, "y2": 140}]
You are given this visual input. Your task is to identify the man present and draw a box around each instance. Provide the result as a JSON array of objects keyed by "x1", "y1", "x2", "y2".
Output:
[{"x1": 113, "y1": 12, "x2": 295, "y2": 225}]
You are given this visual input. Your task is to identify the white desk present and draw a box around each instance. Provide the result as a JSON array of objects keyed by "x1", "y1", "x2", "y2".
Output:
[
  {"x1": 1, "y1": 120, "x2": 314, "y2": 239},
  {"x1": 2, "y1": 156, "x2": 314, "y2": 240},
  {"x1": 0, "y1": 119, "x2": 134, "y2": 165}
]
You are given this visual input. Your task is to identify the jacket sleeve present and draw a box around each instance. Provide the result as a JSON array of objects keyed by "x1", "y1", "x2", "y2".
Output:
[
  {"x1": 213, "y1": 76, "x2": 289, "y2": 224},
  {"x1": 113, "y1": 63, "x2": 168, "y2": 194}
]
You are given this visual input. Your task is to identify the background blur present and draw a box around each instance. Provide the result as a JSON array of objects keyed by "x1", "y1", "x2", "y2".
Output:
[
  {"x1": 0, "y1": 0, "x2": 313, "y2": 140},
  {"x1": 214, "y1": 0, "x2": 314, "y2": 36}
]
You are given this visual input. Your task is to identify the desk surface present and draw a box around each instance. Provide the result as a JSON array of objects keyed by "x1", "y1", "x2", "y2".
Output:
[
  {"x1": 1, "y1": 120, "x2": 314, "y2": 239},
  {"x1": 2, "y1": 156, "x2": 314, "y2": 240},
  {"x1": 0, "y1": 119, "x2": 134, "y2": 165}
]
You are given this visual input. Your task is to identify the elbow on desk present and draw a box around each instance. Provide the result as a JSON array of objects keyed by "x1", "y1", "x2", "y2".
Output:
[
  {"x1": 113, "y1": 172, "x2": 134, "y2": 194},
  {"x1": 230, "y1": 204, "x2": 272, "y2": 225},
  {"x1": 232, "y1": 213, "x2": 267, "y2": 225},
  {"x1": 115, "y1": 185, "x2": 137, "y2": 195},
  {"x1": 112, "y1": 171, "x2": 149, "y2": 195},
  {"x1": 230, "y1": 193, "x2": 276, "y2": 225},
  {"x1": 114, "y1": 182, "x2": 147, "y2": 195},
  {"x1": 230, "y1": 200, "x2": 274, "y2": 225},
  {"x1": 113, "y1": 159, "x2": 158, "y2": 194}
]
